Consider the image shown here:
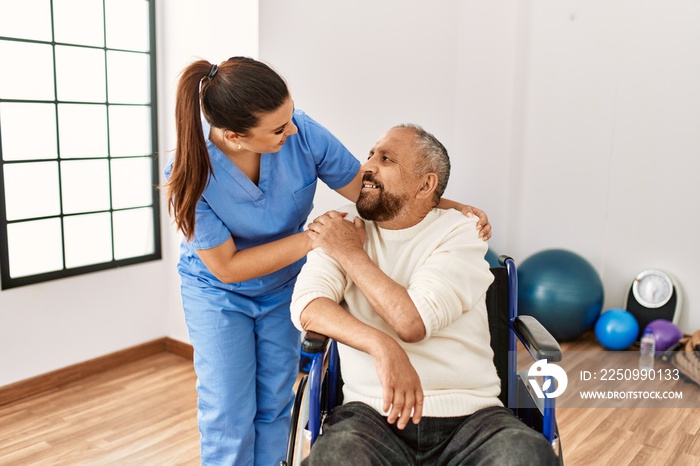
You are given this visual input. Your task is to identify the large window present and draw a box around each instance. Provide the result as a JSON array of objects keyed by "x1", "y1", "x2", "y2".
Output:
[{"x1": 0, "y1": 0, "x2": 160, "y2": 289}]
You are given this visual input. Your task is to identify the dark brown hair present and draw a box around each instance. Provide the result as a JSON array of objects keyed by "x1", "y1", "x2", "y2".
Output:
[{"x1": 166, "y1": 57, "x2": 289, "y2": 239}]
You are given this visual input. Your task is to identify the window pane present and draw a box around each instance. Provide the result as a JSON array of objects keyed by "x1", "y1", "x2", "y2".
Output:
[
  {"x1": 109, "y1": 105, "x2": 152, "y2": 156},
  {"x1": 63, "y1": 212, "x2": 113, "y2": 268},
  {"x1": 58, "y1": 104, "x2": 108, "y2": 158},
  {"x1": 7, "y1": 218, "x2": 63, "y2": 278},
  {"x1": 107, "y1": 51, "x2": 151, "y2": 104},
  {"x1": 55, "y1": 45, "x2": 106, "y2": 102},
  {"x1": 105, "y1": 0, "x2": 150, "y2": 52},
  {"x1": 60, "y1": 160, "x2": 110, "y2": 214},
  {"x1": 113, "y1": 208, "x2": 154, "y2": 260},
  {"x1": 110, "y1": 157, "x2": 153, "y2": 209},
  {"x1": 3, "y1": 161, "x2": 61, "y2": 221},
  {"x1": 0, "y1": 0, "x2": 52, "y2": 42},
  {"x1": 0, "y1": 41, "x2": 55, "y2": 101},
  {"x1": 0, "y1": 103, "x2": 58, "y2": 161},
  {"x1": 53, "y1": 0, "x2": 104, "y2": 47}
]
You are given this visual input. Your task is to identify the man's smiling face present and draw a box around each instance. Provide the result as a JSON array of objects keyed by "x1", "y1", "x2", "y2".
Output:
[{"x1": 356, "y1": 127, "x2": 421, "y2": 223}]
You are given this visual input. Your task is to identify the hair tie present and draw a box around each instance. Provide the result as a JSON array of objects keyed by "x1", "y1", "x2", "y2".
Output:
[{"x1": 207, "y1": 64, "x2": 218, "y2": 81}]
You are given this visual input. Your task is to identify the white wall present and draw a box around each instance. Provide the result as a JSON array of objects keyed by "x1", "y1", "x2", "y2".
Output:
[
  {"x1": 0, "y1": 252, "x2": 169, "y2": 386},
  {"x1": 0, "y1": 0, "x2": 259, "y2": 387},
  {"x1": 260, "y1": 0, "x2": 700, "y2": 333},
  {"x1": 513, "y1": 0, "x2": 700, "y2": 332}
]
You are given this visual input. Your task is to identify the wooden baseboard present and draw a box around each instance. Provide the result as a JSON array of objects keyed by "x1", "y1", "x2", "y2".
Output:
[
  {"x1": 0, "y1": 337, "x2": 193, "y2": 407},
  {"x1": 165, "y1": 337, "x2": 194, "y2": 360}
]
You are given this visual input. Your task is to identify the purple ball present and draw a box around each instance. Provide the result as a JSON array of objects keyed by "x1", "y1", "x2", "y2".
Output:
[{"x1": 645, "y1": 319, "x2": 683, "y2": 353}]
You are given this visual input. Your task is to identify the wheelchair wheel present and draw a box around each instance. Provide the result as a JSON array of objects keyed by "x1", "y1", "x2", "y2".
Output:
[{"x1": 284, "y1": 374, "x2": 312, "y2": 466}]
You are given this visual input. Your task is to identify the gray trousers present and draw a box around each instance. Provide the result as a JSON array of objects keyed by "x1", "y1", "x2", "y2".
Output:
[{"x1": 303, "y1": 402, "x2": 559, "y2": 466}]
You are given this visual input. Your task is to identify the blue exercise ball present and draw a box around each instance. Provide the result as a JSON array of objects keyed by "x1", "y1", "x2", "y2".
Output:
[
  {"x1": 485, "y1": 248, "x2": 501, "y2": 268},
  {"x1": 518, "y1": 249, "x2": 604, "y2": 341},
  {"x1": 595, "y1": 309, "x2": 639, "y2": 350}
]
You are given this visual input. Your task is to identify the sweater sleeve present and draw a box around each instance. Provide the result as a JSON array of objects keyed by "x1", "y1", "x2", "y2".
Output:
[
  {"x1": 290, "y1": 247, "x2": 348, "y2": 331},
  {"x1": 406, "y1": 217, "x2": 494, "y2": 339}
]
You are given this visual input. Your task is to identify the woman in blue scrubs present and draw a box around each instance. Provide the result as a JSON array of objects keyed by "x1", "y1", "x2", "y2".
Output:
[{"x1": 163, "y1": 57, "x2": 491, "y2": 466}]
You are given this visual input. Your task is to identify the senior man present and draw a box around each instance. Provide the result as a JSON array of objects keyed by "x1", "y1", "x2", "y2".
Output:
[{"x1": 290, "y1": 124, "x2": 558, "y2": 465}]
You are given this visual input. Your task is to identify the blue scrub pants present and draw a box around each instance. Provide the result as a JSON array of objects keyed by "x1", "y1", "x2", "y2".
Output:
[{"x1": 181, "y1": 279, "x2": 300, "y2": 466}]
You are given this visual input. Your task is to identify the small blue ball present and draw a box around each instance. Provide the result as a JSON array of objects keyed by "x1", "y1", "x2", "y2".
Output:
[{"x1": 594, "y1": 309, "x2": 639, "y2": 350}]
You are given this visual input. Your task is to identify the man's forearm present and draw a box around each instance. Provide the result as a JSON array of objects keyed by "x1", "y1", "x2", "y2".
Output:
[
  {"x1": 300, "y1": 297, "x2": 395, "y2": 357},
  {"x1": 333, "y1": 251, "x2": 426, "y2": 343}
]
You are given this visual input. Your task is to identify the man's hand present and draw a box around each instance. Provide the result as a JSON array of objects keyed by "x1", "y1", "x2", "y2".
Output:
[
  {"x1": 306, "y1": 210, "x2": 367, "y2": 261},
  {"x1": 374, "y1": 337, "x2": 424, "y2": 429}
]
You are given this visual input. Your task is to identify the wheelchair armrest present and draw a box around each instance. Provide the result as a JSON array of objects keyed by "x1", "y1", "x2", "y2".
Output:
[
  {"x1": 302, "y1": 331, "x2": 330, "y2": 354},
  {"x1": 513, "y1": 315, "x2": 562, "y2": 362}
]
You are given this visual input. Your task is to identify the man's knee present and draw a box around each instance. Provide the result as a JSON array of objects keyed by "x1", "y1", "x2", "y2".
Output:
[
  {"x1": 488, "y1": 424, "x2": 560, "y2": 465},
  {"x1": 452, "y1": 407, "x2": 560, "y2": 465},
  {"x1": 511, "y1": 428, "x2": 557, "y2": 460},
  {"x1": 303, "y1": 429, "x2": 368, "y2": 465},
  {"x1": 303, "y1": 403, "x2": 403, "y2": 466}
]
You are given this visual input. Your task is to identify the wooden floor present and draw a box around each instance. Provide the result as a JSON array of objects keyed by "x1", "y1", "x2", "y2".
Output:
[
  {"x1": 554, "y1": 333, "x2": 700, "y2": 466},
  {"x1": 1, "y1": 339, "x2": 699, "y2": 465},
  {"x1": 0, "y1": 352, "x2": 200, "y2": 466}
]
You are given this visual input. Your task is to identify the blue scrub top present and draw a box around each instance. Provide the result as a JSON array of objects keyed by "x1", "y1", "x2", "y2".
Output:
[{"x1": 164, "y1": 110, "x2": 360, "y2": 297}]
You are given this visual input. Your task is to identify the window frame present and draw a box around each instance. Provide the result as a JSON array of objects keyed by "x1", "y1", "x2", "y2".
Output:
[{"x1": 0, "y1": 0, "x2": 161, "y2": 290}]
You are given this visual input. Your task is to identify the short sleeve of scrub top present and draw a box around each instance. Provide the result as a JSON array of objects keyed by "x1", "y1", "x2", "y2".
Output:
[{"x1": 163, "y1": 110, "x2": 360, "y2": 295}]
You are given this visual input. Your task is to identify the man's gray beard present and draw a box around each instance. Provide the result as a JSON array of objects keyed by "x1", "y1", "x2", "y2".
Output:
[{"x1": 356, "y1": 189, "x2": 408, "y2": 222}]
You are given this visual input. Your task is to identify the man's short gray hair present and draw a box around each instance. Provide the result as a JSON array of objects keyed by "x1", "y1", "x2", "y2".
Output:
[{"x1": 393, "y1": 123, "x2": 450, "y2": 204}]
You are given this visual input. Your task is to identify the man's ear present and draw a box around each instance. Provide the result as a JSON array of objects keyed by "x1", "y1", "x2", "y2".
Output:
[{"x1": 416, "y1": 173, "x2": 438, "y2": 200}]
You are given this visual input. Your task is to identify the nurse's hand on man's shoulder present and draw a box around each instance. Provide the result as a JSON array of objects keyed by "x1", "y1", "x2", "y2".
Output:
[{"x1": 460, "y1": 205, "x2": 491, "y2": 241}]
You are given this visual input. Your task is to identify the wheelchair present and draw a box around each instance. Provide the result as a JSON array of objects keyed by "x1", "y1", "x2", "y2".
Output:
[{"x1": 282, "y1": 256, "x2": 564, "y2": 465}]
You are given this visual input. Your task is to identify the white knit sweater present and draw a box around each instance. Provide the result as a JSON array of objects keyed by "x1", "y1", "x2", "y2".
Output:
[{"x1": 290, "y1": 206, "x2": 502, "y2": 417}]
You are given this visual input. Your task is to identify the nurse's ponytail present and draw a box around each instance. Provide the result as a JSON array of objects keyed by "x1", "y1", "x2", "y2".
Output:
[{"x1": 165, "y1": 57, "x2": 289, "y2": 240}]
